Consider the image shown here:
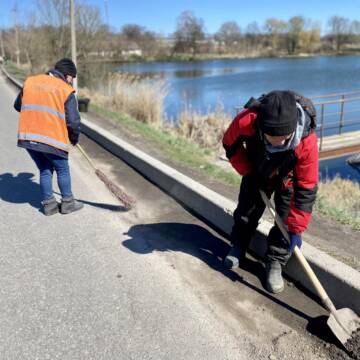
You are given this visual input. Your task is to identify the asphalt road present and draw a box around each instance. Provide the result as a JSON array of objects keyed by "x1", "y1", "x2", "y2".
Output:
[{"x1": 0, "y1": 74, "x2": 349, "y2": 360}]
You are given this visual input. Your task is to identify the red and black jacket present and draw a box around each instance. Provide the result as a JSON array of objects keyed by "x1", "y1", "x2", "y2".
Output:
[{"x1": 223, "y1": 109, "x2": 318, "y2": 234}]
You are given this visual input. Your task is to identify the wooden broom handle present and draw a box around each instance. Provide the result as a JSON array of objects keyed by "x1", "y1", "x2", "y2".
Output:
[{"x1": 76, "y1": 144, "x2": 96, "y2": 170}]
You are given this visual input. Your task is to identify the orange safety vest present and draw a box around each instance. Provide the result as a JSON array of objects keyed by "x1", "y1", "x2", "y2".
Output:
[{"x1": 17, "y1": 74, "x2": 75, "y2": 152}]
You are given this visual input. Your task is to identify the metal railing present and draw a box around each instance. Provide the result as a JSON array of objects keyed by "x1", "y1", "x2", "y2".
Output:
[{"x1": 312, "y1": 92, "x2": 360, "y2": 150}]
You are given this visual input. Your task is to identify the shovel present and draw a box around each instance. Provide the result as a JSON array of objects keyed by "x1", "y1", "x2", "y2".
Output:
[{"x1": 259, "y1": 190, "x2": 360, "y2": 353}]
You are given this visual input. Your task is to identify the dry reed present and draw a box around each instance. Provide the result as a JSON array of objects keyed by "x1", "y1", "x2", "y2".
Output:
[
  {"x1": 81, "y1": 73, "x2": 168, "y2": 128},
  {"x1": 80, "y1": 74, "x2": 233, "y2": 150},
  {"x1": 175, "y1": 103, "x2": 232, "y2": 152}
]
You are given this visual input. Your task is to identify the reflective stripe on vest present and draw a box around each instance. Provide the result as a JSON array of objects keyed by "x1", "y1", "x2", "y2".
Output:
[
  {"x1": 21, "y1": 104, "x2": 66, "y2": 121},
  {"x1": 18, "y1": 132, "x2": 70, "y2": 151}
]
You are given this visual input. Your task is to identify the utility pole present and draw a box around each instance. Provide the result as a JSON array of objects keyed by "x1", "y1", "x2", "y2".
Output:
[{"x1": 70, "y1": 0, "x2": 77, "y2": 90}]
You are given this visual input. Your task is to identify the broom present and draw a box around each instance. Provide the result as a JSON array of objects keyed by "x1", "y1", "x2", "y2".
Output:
[{"x1": 76, "y1": 144, "x2": 136, "y2": 209}]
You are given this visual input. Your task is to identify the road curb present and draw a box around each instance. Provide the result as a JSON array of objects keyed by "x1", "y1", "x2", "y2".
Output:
[
  {"x1": 3, "y1": 66, "x2": 360, "y2": 314},
  {"x1": 1, "y1": 65, "x2": 23, "y2": 89}
]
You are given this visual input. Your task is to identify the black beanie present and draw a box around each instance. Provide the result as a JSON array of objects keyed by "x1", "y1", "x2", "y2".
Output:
[
  {"x1": 54, "y1": 58, "x2": 77, "y2": 78},
  {"x1": 255, "y1": 91, "x2": 298, "y2": 136}
]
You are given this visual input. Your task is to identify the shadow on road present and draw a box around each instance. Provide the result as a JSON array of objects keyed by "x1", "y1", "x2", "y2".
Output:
[
  {"x1": 123, "y1": 222, "x2": 308, "y2": 313},
  {"x1": 0, "y1": 172, "x2": 41, "y2": 208},
  {"x1": 0, "y1": 172, "x2": 129, "y2": 213},
  {"x1": 123, "y1": 222, "x2": 345, "y2": 351}
]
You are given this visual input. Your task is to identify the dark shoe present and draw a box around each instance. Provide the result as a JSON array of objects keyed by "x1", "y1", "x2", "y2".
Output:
[
  {"x1": 42, "y1": 197, "x2": 59, "y2": 216},
  {"x1": 60, "y1": 196, "x2": 84, "y2": 214},
  {"x1": 265, "y1": 261, "x2": 284, "y2": 293},
  {"x1": 224, "y1": 245, "x2": 245, "y2": 269}
]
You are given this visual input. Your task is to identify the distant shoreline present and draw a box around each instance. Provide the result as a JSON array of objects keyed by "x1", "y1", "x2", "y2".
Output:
[{"x1": 82, "y1": 51, "x2": 360, "y2": 65}]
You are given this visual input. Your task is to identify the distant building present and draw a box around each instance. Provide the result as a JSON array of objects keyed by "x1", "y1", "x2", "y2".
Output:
[
  {"x1": 88, "y1": 51, "x2": 116, "y2": 57},
  {"x1": 121, "y1": 49, "x2": 142, "y2": 57}
]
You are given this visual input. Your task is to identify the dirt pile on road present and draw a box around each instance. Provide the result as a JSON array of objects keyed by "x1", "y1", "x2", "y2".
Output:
[
  {"x1": 345, "y1": 328, "x2": 360, "y2": 360},
  {"x1": 325, "y1": 328, "x2": 360, "y2": 360}
]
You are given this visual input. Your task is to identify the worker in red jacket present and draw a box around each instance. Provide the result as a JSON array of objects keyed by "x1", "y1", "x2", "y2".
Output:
[{"x1": 222, "y1": 90, "x2": 318, "y2": 293}]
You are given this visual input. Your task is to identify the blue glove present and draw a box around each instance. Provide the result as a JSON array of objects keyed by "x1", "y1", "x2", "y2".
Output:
[{"x1": 289, "y1": 232, "x2": 302, "y2": 253}]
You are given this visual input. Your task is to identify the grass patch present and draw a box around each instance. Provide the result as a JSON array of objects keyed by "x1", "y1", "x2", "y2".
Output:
[
  {"x1": 90, "y1": 103, "x2": 240, "y2": 187},
  {"x1": 315, "y1": 177, "x2": 360, "y2": 230},
  {"x1": 3, "y1": 61, "x2": 28, "y2": 82}
]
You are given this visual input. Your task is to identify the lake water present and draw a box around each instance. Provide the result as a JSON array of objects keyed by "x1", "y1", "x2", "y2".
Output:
[
  {"x1": 320, "y1": 155, "x2": 360, "y2": 182},
  {"x1": 113, "y1": 55, "x2": 360, "y2": 121},
  {"x1": 83, "y1": 55, "x2": 360, "y2": 182}
]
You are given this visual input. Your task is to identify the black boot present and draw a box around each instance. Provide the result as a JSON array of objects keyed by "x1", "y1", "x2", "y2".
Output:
[
  {"x1": 60, "y1": 196, "x2": 84, "y2": 214},
  {"x1": 224, "y1": 245, "x2": 246, "y2": 269},
  {"x1": 42, "y1": 197, "x2": 59, "y2": 216}
]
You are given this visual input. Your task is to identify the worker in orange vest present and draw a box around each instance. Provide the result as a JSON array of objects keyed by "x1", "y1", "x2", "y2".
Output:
[{"x1": 14, "y1": 58, "x2": 83, "y2": 215}]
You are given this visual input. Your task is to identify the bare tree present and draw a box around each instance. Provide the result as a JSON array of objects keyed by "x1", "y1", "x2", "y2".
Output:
[
  {"x1": 0, "y1": 29, "x2": 5, "y2": 58},
  {"x1": 173, "y1": 11, "x2": 205, "y2": 55},
  {"x1": 298, "y1": 20, "x2": 321, "y2": 53},
  {"x1": 19, "y1": 13, "x2": 37, "y2": 70},
  {"x1": 350, "y1": 20, "x2": 360, "y2": 44},
  {"x1": 244, "y1": 21, "x2": 261, "y2": 51},
  {"x1": 328, "y1": 16, "x2": 350, "y2": 52},
  {"x1": 287, "y1": 16, "x2": 305, "y2": 54},
  {"x1": 215, "y1": 21, "x2": 241, "y2": 51},
  {"x1": 264, "y1": 18, "x2": 287, "y2": 51},
  {"x1": 35, "y1": 0, "x2": 70, "y2": 64},
  {"x1": 350, "y1": 20, "x2": 360, "y2": 35},
  {"x1": 76, "y1": 2, "x2": 103, "y2": 58},
  {"x1": 11, "y1": 4, "x2": 21, "y2": 66}
]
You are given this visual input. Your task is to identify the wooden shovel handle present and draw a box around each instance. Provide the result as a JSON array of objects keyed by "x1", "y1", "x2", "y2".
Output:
[{"x1": 259, "y1": 190, "x2": 333, "y2": 309}]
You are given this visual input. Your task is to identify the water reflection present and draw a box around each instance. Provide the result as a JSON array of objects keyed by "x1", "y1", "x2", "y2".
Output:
[{"x1": 173, "y1": 69, "x2": 210, "y2": 78}]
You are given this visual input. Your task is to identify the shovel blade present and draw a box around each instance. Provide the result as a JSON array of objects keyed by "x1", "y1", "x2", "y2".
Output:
[{"x1": 327, "y1": 308, "x2": 360, "y2": 346}]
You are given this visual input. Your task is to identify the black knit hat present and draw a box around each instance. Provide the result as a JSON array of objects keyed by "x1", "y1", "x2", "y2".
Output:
[
  {"x1": 255, "y1": 91, "x2": 298, "y2": 136},
  {"x1": 54, "y1": 58, "x2": 77, "y2": 78}
]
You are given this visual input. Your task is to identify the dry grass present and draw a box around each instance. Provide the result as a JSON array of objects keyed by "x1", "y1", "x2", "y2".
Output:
[
  {"x1": 80, "y1": 73, "x2": 168, "y2": 128},
  {"x1": 175, "y1": 103, "x2": 232, "y2": 153},
  {"x1": 316, "y1": 177, "x2": 360, "y2": 229},
  {"x1": 80, "y1": 74, "x2": 232, "y2": 151}
]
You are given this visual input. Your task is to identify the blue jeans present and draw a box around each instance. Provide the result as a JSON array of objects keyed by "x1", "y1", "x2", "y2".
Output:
[{"x1": 27, "y1": 149, "x2": 73, "y2": 201}]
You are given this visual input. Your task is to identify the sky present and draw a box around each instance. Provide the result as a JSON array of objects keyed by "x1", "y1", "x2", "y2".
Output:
[{"x1": 0, "y1": 0, "x2": 359, "y2": 35}]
